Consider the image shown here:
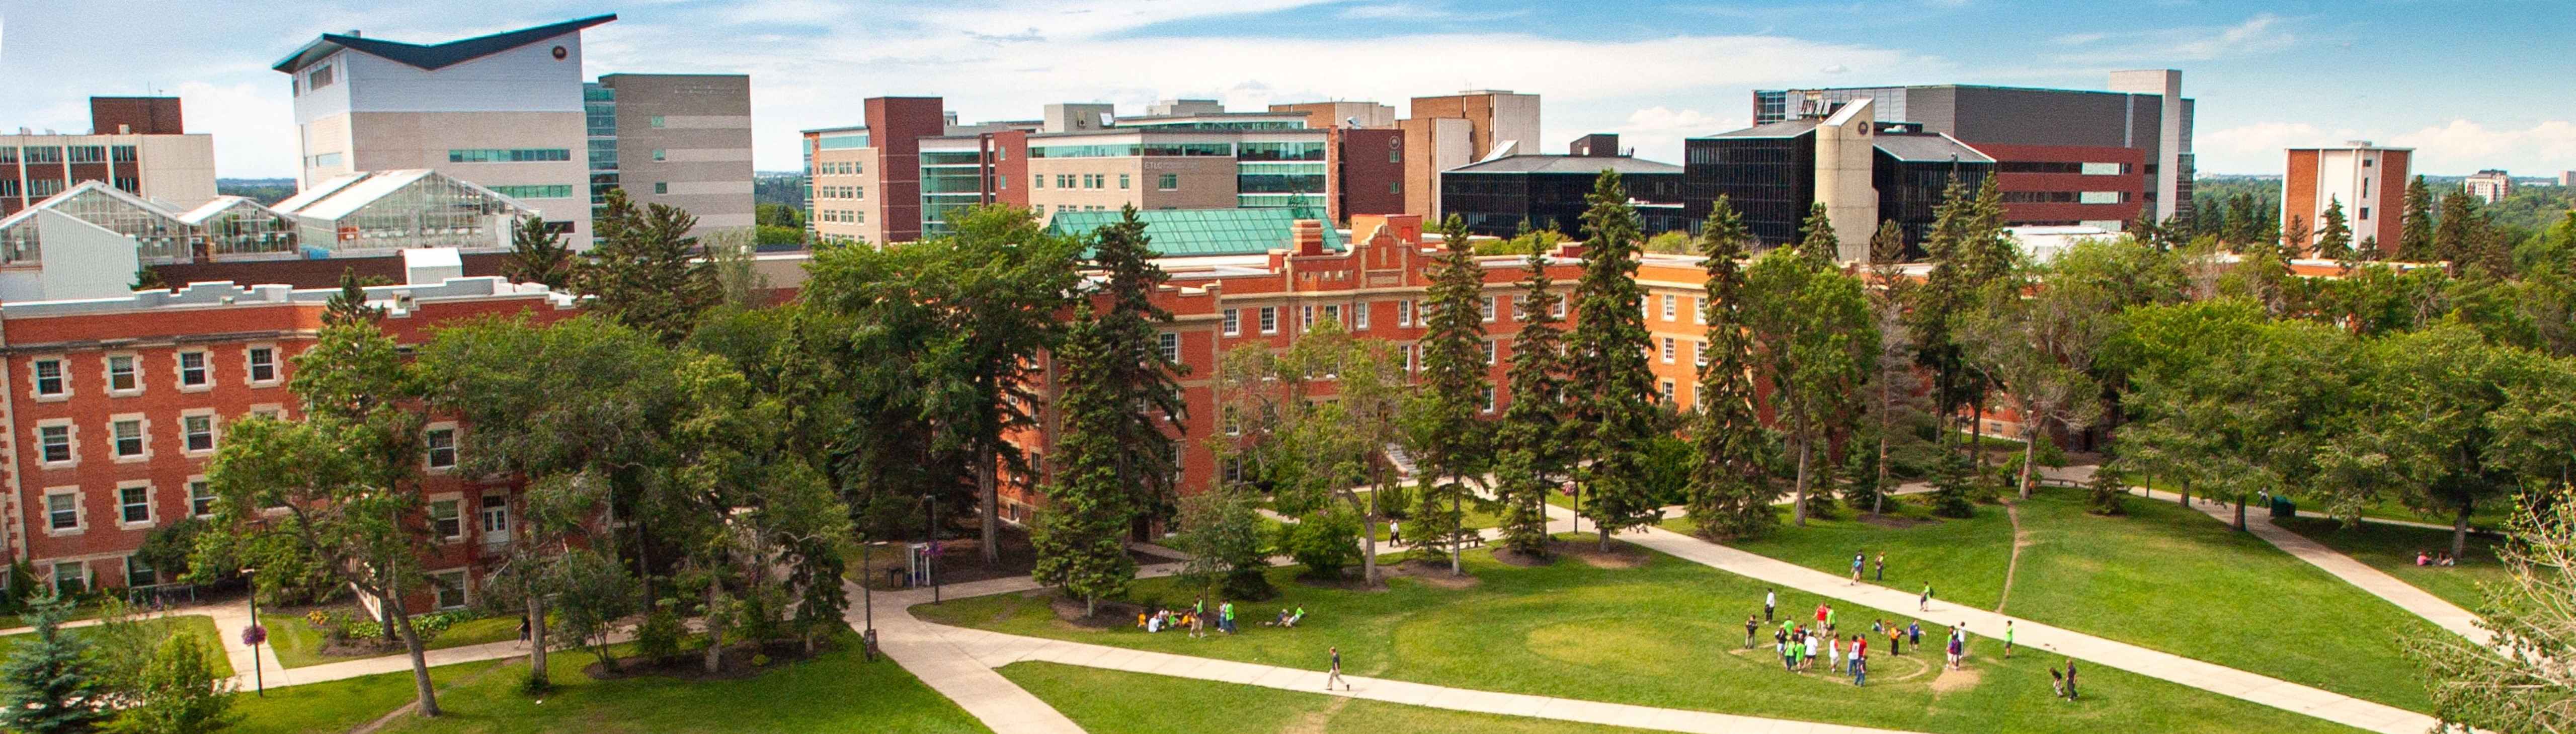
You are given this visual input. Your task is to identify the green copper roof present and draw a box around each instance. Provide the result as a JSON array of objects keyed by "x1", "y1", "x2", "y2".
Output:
[{"x1": 1050, "y1": 208, "x2": 1342, "y2": 258}]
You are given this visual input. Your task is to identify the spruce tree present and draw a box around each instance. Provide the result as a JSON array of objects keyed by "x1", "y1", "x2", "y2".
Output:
[
  {"x1": 2436, "y1": 188, "x2": 2480, "y2": 272},
  {"x1": 1409, "y1": 214, "x2": 1489, "y2": 573},
  {"x1": 1910, "y1": 179, "x2": 2013, "y2": 460},
  {"x1": 2398, "y1": 175, "x2": 2437, "y2": 262},
  {"x1": 576, "y1": 188, "x2": 717, "y2": 343},
  {"x1": 2281, "y1": 215, "x2": 2311, "y2": 259},
  {"x1": 321, "y1": 267, "x2": 382, "y2": 328},
  {"x1": 1565, "y1": 171, "x2": 1664, "y2": 550},
  {"x1": 0, "y1": 597, "x2": 110, "y2": 733},
  {"x1": 1796, "y1": 201, "x2": 1840, "y2": 264},
  {"x1": 502, "y1": 213, "x2": 576, "y2": 289},
  {"x1": 1090, "y1": 205, "x2": 1189, "y2": 523},
  {"x1": 2315, "y1": 198, "x2": 2354, "y2": 261},
  {"x1": 1029, "y1": 308, "x2": 1137, "y2": 617},
  {"x1": 1686, "y1": 199, "x2": 1775, "y2": 539},
  {"x1": 1494, "y1": 246, "x2": 1568, "y2": 557}
]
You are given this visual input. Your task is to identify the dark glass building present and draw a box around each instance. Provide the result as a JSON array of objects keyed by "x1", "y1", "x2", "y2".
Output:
[
  {"x1": 1439, "y1": 134, "x2": 1688, "y2": 237},
  {"x1": 1683, "y1": 119, "x2": 1991, "y2": 256}
]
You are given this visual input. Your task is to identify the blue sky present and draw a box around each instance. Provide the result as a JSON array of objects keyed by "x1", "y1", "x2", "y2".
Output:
[{"x1": 6, "y1": 0, "x2": 2572, "y2": 180}]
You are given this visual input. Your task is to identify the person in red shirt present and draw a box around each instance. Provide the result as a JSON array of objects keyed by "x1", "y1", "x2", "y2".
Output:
[{"x1": 1815, "y1": 604, "x2": 1829, "y2": 626}]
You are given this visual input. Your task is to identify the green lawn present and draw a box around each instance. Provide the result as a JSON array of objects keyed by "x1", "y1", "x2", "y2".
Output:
[
  {"x1": 916, "y1": 537, "x2": 2362, "y2": 734},
  {"x1": 233, "y1": 635, "x2": 987, "y2": 734},
  {"x1": 1675, "y1": 488, "x2": 2438, "y2": 713},
  {"x1": 267, "y1": 611, "x2": 528, "y2": 669},
  {"x1": 1006, "y1": 661, "x2": 1663, "y2": 733},
  {"x1": 0, "y1": 614, "x2": 232, "y2": 679},
  {"x1": 2275, "y1": 516, "x2": 2510, "y2": 612},
  {"x1": 1693, "y1": 497, "x2": 2015, "y2": 612}
]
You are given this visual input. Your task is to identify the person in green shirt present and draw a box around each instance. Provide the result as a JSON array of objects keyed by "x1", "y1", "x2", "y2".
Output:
[
  {"x1": 1221, "y1": 602, "x2": 1236, "y2": 634},
  {"x1": 2004, "y1": 620, "x2": 2015, "y2": 658}
]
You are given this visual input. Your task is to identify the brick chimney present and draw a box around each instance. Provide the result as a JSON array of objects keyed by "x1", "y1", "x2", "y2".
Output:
[{"x1": 1292, "y1": 219, "x2": 1326, "y2": 256}]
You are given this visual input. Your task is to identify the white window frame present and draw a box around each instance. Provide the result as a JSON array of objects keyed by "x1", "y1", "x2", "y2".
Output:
[
  {"x1": 1322, "y1": 304, "x2": 1340, "y2": 325},
  {"x1": 1692, "y1": 296, "x2": 1706, "y2": 325},
  {"x1": 478, "y1": 494, "x2": 512, "y2": 545},
  {"x1": 1222, "y1": 308, "x2": 1240, "y2": 336},
  {"x1": 108, "y1": 414, "x2": 149, "y2": 463},
  {"x1": 1553, "y1": 299, "x2": 1567, "y2": 318},
  {"x1": 115, "y1": 480, "x2": 155, "y2": 529},
  {"x1": 1484, "y1": 341, "x2": 1497, "y2": 365},
  {"x1": 180, "y1": 410, "x2": 218, "y2": 456},
  {"x1": 428, "y1": 493, "x2": 465, "y2": 543},
  {"x1": 1482, "y1": 386, "x2": 1497, "y2": 414},
  {"x1": 1301, "y1": 305, "x2": 1315, "y2": 328},
  {"x1": 245, "y1": 344, "x2": 281, "y2": 386},
  {"x1": 35, "y1": 420, "x2": 77, "y2": 467},
  {"x1": 429, "y1": 568, "x2": 469, "y2": 610},
  {"x1": 1354, "y1": 302, "x2": 1371, "y2": 331},
  {"x1": 1158, "y1": 332, "x2": 1181, "y2": 363},
  {"x1": 43, "y1": 486, "x2": 83, "y2": 535},
  {"x1": 104, "y1": 352, "x2": 143, "y2": 396},
  {"x1": 247, "y1": 403, "x2": 286, "y2": 422},
  {"x1": 1481, "y1": 296, "x2": 1497, "y2": 322},
  {"x1": 425, "y1": 423, "x2": 459, "y2": 472},
  {"x1": 1695, "y1": 341, "x2": 1708, "y2": 367},
  {"x1": 1259, "y1": 307, "x2": 1278, "y2": 335},
  {"x1": 1660, "y1": 379, "x2": 1676, "y2": 403},
  {"x1": 188, "y1": 476, "x2": 215, "y2": 519},
  {"x1": 29, "y1": 356, "x2": 70, "y2": 401},
  {"x1": 1401, "y1": 344, "x2": 1416, "y2": 373},
  {"x1": 51, "y1": 561, "x2": 89, "y2": 595},
  {"x1": 1663, "y1": 294, "x2": 1677, "y2": 321},
  {"x1": 1397, "y1": 300, "x2": 1413, "y2": 327},
  {"x1": 1662, "y1": 337, "x2": 1677, "y2": 364},
  {"x1": 175, "y1": 349, "x2": 213, "y2": 392}
]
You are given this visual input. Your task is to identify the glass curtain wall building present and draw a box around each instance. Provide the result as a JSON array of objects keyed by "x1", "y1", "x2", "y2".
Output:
[
  {"x1": 1235, "y1": 141, "x2": 1325, "y2": 209},
  {"x1": 584, "y1": 83, "x2": 619, "y2": 216},
  {"x1": 176, "y1": 197, "x2": 299, "y2": 259},
  {"x1": 274, "y1": 170, "x2": 540, "y2": 255},
  {"x1": 919, "y1": 147, "x2": 985, "y2": 237}
]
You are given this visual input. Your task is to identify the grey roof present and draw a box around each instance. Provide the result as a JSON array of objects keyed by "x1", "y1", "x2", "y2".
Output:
[
  {"x1": 1445, "y1": 155, "x2": 1683, "y2": 175},
  {"x1": 275, "y1": 15, "x2": 616, "y2": 73},
  {"x1": 1872, "y1": 133, "x2": 1993, "y2": 163},
  {"x1": 1699, "y1": 120, "x2": 1820, "y2": 139}
]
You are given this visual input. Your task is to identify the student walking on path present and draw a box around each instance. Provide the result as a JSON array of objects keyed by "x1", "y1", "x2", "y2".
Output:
[
  {"x1": 1850, "y1": 552, "x2": 1866, "y2": 585},
  {"x1": 2004, "y1": 621, "x2": 2015, "y2": 659},
  {"x1": 1875, "y1": 552, "x2": 1886, "y2": 581},
  {"x1": 1326, "y1": 646, "x2": 1349, "y2": 691},
  {"x1": 2065, "y1": 659, "x2": 2080, "y2": 700},
  {"x1": 1919, "y1": 584, "x2": 1934, "y2": 611}
]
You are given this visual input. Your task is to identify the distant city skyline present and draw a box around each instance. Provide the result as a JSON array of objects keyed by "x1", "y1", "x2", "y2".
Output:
[{"x1": 6, "y1": 0, "x2": 2572, "y2": 181}]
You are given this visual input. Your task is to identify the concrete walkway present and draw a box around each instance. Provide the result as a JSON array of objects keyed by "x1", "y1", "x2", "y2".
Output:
[
  {"x1": 2137, "y1": 487, "x2": 2494, "y2": 646},
  {"x1": 1602, "y1": 503, "x2": 2438, "y2": 734},
  {"x1": 928, "y1": 620, "x2": 1938, "y2": 734}
]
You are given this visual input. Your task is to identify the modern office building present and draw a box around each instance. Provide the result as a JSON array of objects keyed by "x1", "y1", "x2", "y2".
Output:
[
  {"x1": 1267, "y1": 101, "x2": 1399, "y2": 130},
  {"x1": 805, "y1": 98, "x2": 1403, "y2": 244},
  {"x1": 1440, "y1": 133, "x2": 1688, "y2": 237},
  {"x1": 2560, "y1": 171, "x2": 2575, "y2": 187},
  {"x1": 3, "y1": 97, "x2": 216, "y2": 217},
  {"x1": 2282, "y1": 142, "x2": 2411, "y2": 256},
  {"x1": 1399, "y1": 90, "x2": 1542, "y2": 219},
  {"x1": 1686, "y1": 100, "x2": 1993, "y2": 260},
  {"x1": 2464, "y1": 169, "x2": 2513, "y2": 204},
  {"x1": 586, "y1": 74, "x2": 756, "y2": 236},
  {"x1": 276, "y1": 15, "x2": 612, "y2": 244},
  {"x1": 1754, "y1": 69, "x2": 2191, "y2": 229}
]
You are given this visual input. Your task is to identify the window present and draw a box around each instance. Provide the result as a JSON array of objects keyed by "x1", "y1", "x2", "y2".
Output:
[
  {"x1": 189, "y1": 481, "x2": 215, "y2": 518},
  {"x1": 247, "y1": 347, "x2": 278, "y2": 383},
  {"x1": 111, "y1": 419, "x2": 145, "y2": 459},
  {"x1": 490, "y1": 184, "x2": 576, "y2": 199},
  {"x1": 1484, "y1": 341, "x2": 1497, "y2": 365},
  {"x1": 46, "y1": 492, "x2": 78, "y2": 531},
  {"x1": 1301, "y1": 305, "x2": 1315, "y2": 328},
  {"x1": 32, "y1": 359, "x2": 65, "y2": 397},
  {"x1": 1401, "y1": 344, "x2": 1417, "y2": 372},
  {"x1": 1390, "y1": 148, "x2": 1403, "y2": 164},
  {"x1": 1660, "y1": 380, "x2": 1676, "y2": 403},
  {"x1": 1390, "y1": 181, "x2": 1402, "y2": 194},
  {"x1": 1693, "y1": 297, "x2": 1705, "y2": 324},
  {"x1": 2362, "y1": 158, "x2": 2374, "y2": 168},
  {"x1": 307, "y1": 63, "x2": 334, "y2": 90},
  {"x1": 1661, "y1": 337, "x2": 1676, "y2": 364},
  {"x1": 431, "y1": 499, "x2": 463, "y2": 540},
  {"x1": 2359, "y1": 207, "x2": 2371, "y2": 220},
  {"x1": 1118, "y1": 174, "x2": 1131, "y2": 190},
  {"x1": 1159, "y1": 332, "x2": 1180, "y2": 363},
  {"x1": 480, "y1": 495, "x2": 511, "y2": 541},
  {"x1": 1158, "y1": 174, "x2": 1178, "y2": 190},
  {"x1": 650, "y1": 115, "x2": 666, "y2": 128},
  {"x1": 38, "y1": 425, "x2": 72, "y2": 464},
  {"x1": 1553, "y1": 299, "x2": 1566, "y2": 318},
  {"x1": 126, "y1": 556, "x2": 156, "y2": 589},
  {"x1": 2361, "y1": 179, "x2": 2372, "y2": 198},
  {"x1": 1322, "y1": 304, "x2": 1340, "y2": 325},
  {"x1": 52, "y1": 562, "x2": 86, "y2": 596},
  {"x1": 653, "y1": 149, "x2": 668, "y2": 162},
  {"x1": 1260, "y1": 306, "x2": 1278, "y2": 334},
  {"x1": 1695, "y1": 342, "x2": 1707, "y2": 367},
  {"x1": 1222, "y1": 308, "x2": 1241, "y2": 336},
  {"x1": 119, "y1": 484, "x2": 151, "y2": 525},
  {"x1": 654, "y1": 182, "x2": 668, "y2": 194},
  {"x1": 446, "y1": 148, "x2": 573, "y2": 163},
  {"x1": 182, "y1": 414, "x2": 215, "y2": 453},
  {"x1": 177, "y1": 351, "x2": 210, "y2": 388},
  {"x1": 430, "y1": 570, "x2": 468, "y2": 610},
  {"x1": 1354, "y1": 303, "x2": 1370, "y2": 330},
  {"x1": 1663, "y1": 294, "x2": 1677, "y2": 320},
  {"x1": 107, "y1": 355, "x2": 139, "y2": 393},
  {"x1": 1482, "y1": 386, "x2": 1497, "y2": 413},
  {"x1": 1481, "y1": 296, "x2": 1497, "y2": 322},
  {"x1": 426, "y1": 427, "x2": 457, "y2": 469},
  {"x1": 1397, "y1": 300, "x2": 1414, "y2": 327}
]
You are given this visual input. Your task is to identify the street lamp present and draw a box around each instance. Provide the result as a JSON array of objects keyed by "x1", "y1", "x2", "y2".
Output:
[
  {"x1": 241, "y1": 566, "x2": 263, "y2": 697},
  {"x1": 860, "y1": 535, "x2": 875, "y2": 662},
  {"x1": 921, "y1": 494, "x2": 940, "y2": 604}
]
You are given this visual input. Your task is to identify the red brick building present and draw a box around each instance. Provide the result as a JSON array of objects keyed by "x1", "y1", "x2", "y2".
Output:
[{"x1": 0, "y1": 274, "x2": 575, "y2": 610}]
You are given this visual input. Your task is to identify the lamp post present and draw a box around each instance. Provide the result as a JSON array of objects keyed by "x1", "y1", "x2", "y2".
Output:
[
  {"x1": 921, "y1": 494, "x2": 940, "y2": 604},
  {"x1": 860, "y1": 536, "x2": 875, "y2": 662},
  {"x1": 242, "y1": 567, "x2": 263, "y2": 697}
]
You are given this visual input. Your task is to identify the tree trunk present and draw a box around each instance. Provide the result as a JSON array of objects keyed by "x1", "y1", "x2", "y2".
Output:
[
  {"x1": 1972, "y1": 401, "x2": 1988, "y2": 474},
  {"x1": 702, "y1": 582, "x2": 725, "y2": 675},
  {"x1": 2180, "y1": 477, "x2": 2191, "y2": 507},
  {"x1": 2451, "y1": 504, "x2": 2472, "y2": 560},
  {"x1": 387, "y1": 603, "x2": 442, "y2": 717},
  {"x1": 1449, "y1": 472, "x2": 1463, "y2": 575},
  {"x1": 527, "y1": 592, "x2": 549, "y2": 690},
  {"x1": 2233, "y1": 492, "x2": 2247, "y2": 532},
  {"x1": 1792, "y1": 439, "x2": 1812, "y2": 527},
  {"x1": 2017, "y1": 430, "x2": 2038, "y2": 500},
  {"x1": 978, "y1": 442, "x2": 1001, "y2": 565},
  {"x1": 1873, "y1": 431, "x2": 1889, "y2": 517}
]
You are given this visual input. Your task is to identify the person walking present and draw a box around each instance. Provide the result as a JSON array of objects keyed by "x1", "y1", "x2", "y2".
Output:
[
  {"x1": 1815, "y1": 603, "x2": 1829, "y2": 627},
  {"x1": 1919, "y1": 584, "x2": 1934, "y2": 611},
  {"x1": 1221, "y1": 601, "x2": 1236, "y2": 634},
  {"x1": 1851, "y1": 552, "x2": 1866, "y2": 585},
  {"x1": 1326, "y1": 646, "x2": 1349, "y2": 691},
  {"x1": 1745, "y1": 615, "x2": 1759, "y2": 649},
  {"x1": 1764, "y1": 589, "x2": 1776, "y2": 622},
  {"x1": 2004, "y1": 620, "x2": 2015, "y2": 659},
  {"x1": 1389, "y1": 521, "x2": 1402, "y2": 546},
  {"x1": 1875, "y1": 552, "x2": 1886, "y2": 582},
  {"x1": 2065, "y1": 659, "x2": 2080, "y2": 700}
]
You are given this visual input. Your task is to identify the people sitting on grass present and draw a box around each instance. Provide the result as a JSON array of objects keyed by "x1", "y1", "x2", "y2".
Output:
[
  {"x1": 1267, "y1": 605, "x2": 1306, "y2": 628},
  {"x1": 2417, "y1": 550, "x2": 2431, "y2": 566}
]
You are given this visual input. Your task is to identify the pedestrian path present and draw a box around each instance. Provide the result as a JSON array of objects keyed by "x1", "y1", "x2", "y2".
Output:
[
  {"x1": 926, "y1": 621, "x2": 1940, "y2": 734},
  {"x1": 2137, "y1": 487, "x2": 2493, "y2": 645},
  {"x1": 1596, "y1": 503, "x2": 2437, "y2": 734}
]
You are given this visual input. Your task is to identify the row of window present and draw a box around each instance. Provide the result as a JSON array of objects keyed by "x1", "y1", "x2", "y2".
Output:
[
  {"x1": 818, "y1": 209, "x2": 866, "y2": 224},
  {"x1": 818, "y1": 185, "x2": 865, "y2": 199},
  {"x1": 1217, "y1": 294, "x2": 1575, "y2": 339},
  {"x1": 815, "y1": 160, "x2": 864, "y2": 175},
  {"x1": 488, "y1": 184, "x2": 576, "y2": 200},
  {"x1": 448, "y1": 148, "x2": 574, "y2": 164},
  {"x1": 1997, "y1": 190, "x2": 2130, "y2": 204},
  {"x1": 29, "y1": 347, "x2": 278, "y2": 400},
  {"x1": 32, "y1": 413, "x2": 452, "y2": 469}
]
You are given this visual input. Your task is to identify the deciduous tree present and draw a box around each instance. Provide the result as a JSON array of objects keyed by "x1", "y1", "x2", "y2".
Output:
[{"x1": 1741, "y1": 248, "x2": 1875, "y2": 525}]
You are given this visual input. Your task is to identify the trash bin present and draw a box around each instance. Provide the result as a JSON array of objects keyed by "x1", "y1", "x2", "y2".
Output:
[{"x1": 2270, "y1": 496, "x2": 2296, "y2": 519}]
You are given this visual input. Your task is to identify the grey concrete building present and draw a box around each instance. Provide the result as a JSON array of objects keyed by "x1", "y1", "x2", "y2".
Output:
[{"x1": 591, "y1": 73, "x2": 755, "y2": 236}]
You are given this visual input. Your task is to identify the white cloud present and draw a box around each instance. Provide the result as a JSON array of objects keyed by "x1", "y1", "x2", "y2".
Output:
[
  {"x1": 2049, "y1": 13, "x2": 2296, "y2": 64},
  {"x1": 2195, "y1": 119, "x2": 2576, "y2": 176},
  {"x1": 1337, "y1": 3, "x2": 1451, "y2": 20},
  {"x1": 1606, "y1": 107, "x2": 1738, "y2": 163}
]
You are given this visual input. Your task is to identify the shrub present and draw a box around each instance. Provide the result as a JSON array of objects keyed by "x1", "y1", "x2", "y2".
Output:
[
  {"x1": 1276, "y1": 510, "x2": 1362, "y2": 580},
  {"x1": 635, "y1": 602, "x2": 686, "y2": 663},
  {"x1": 1929, "y1": 453, "x2": 1978, "y2": 519}
]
